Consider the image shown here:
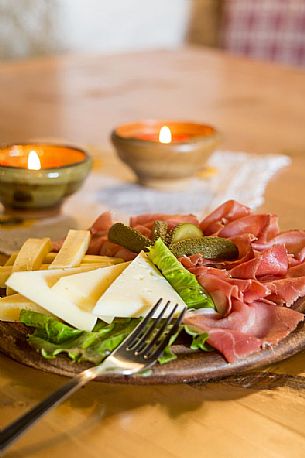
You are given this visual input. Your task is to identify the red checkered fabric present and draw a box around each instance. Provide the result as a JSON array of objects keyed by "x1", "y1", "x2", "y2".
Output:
[{"x1": 222, "y1": 0, "x2": 305, "y2": 66}]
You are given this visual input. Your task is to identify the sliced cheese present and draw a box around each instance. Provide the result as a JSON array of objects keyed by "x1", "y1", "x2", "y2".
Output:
[
  {"x1": 6, "y1": 252, "x2": 123, "y2": 267},
  {"x1": 7, "y1": 237, "x2": 52, "y2": 295},
  {"x1": 0, "y1": 263, "x2": 111, "y2": 288},
  {"x1": 52, "y1": 262, "x2": 129, "y2": 311},
  {"x1": 6, "y1": 267, "x2": 100, "y2": 330},
  {"x1": 10, "y1": 238, "x2": 52, "y2": 271},
  {"x1": 0, "y1": 266, "x2": 12, "y2": 288},
  {"x1": 93, "y1": 252, "x2": 186, "y2": 320},
  {"x1": 49, "y1": 229, "x2": 90, "y2": 269},
  {"x1": 0, "y1": 294, "x2": 52, "y2": 321}
]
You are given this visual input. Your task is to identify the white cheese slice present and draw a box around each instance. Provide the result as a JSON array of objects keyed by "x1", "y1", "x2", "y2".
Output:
[
  {"x1": 52, "y1": 262, "x2": 130, "y2": 311},
  {"x1": 93, "y1": 252, "x2": 186, "y2": 320},
  {"x1": 0, "y1": 293, "x2": 53, "y2": 321},
  {"x1": 6, "y1": 267, "x2": 98, "y2": 331}
]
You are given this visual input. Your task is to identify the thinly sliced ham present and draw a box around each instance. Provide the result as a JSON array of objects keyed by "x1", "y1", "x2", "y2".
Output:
[
  {"x1": 219, "y1": 214, "x2": 279, "y2": 242},
  {"x1": 90, "y1": 211, "x2": 113, "y2": 235},
  {"x1": 196, "y1": 274, "x2": 240, "y2": 315},
  {"x1": 132, "y1": 225, "x2": 152, "y2": 238},
  {"x1": 180, "y1": 260, "x2": 269, "y2": 315},
  {"x1": 183, "y1": 300, "x2": 304, "y2": 362},
  {"x1": 87, "y1": 212, "x2": 114, "y2": 255},
  {"x1": 229, "y1": 245, "x2": 288, "y2": 279},
  {"x1": 252, "y1": 230, "x2": 305, "y2": 255},
  {"x1": 200, "y1": 200, "x2": 251, "y2": 235},
  {"x1": 97, "y1": 240, "x2": 136, "y2": 260},
  {"x1": 288, "y1": 261, "x2": 305, "y2": 278},
  {"x1": 205, "y1": 330, "x2": 262, "y2": 363},
  {"x1": 265, "y1": 277, "x2": 305, "y2": 307},
  {"x1": 228, "y1": 278, "x2": 270, "y2": 303}
]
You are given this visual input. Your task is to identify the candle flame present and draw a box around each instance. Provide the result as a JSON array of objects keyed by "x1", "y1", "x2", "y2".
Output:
[
  {"x1": 27, "y1": 150, "x2": 41, "y2": 170},
  {"x1": 159, "y1": 126, "x2": 172, "y2": 144}
]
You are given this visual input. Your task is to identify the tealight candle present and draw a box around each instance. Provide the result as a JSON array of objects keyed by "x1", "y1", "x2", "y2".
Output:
[
  {"x1": 111, "y1": 120, "x2": 219, "y2": 187},
  {"x1": 0, "y1": 144, "x2": 92, "y2": 217}
]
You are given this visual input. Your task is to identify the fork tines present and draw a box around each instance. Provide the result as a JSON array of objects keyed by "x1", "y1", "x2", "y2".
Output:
[{"x1": 126, "y1": 298, "x2": 186, "y2": 363}]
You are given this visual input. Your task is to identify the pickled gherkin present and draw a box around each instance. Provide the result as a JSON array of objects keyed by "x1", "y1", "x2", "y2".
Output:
[
  {"x1": 108, "y1": 223, "x2": 151, "y2": 253},
  {"x1": 151, "y1": 221, "x2": 168, "y2": 244},
  {"x1": 170, "y1": 236, "x2": 238, "y2": 259},
  {"x1": 170, "y1": 223, "x2": 203, "y2": 244}
]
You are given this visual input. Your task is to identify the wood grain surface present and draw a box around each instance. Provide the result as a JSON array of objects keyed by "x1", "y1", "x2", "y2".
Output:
[{"x1": 1, "y1": 48, "x2": 305, "y2": 457}]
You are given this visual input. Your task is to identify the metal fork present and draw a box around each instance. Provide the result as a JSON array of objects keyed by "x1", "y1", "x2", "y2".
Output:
[{"x1": 0, "y1": 299, "x2": 185, "y2": 453}]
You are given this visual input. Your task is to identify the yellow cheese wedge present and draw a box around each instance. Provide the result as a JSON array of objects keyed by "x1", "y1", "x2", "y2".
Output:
[
  {"x1": 49, "y1": 229, "x2": 90, "y2": 269},
  {"x1": 5, "y1": 254, "x2": 17, "y2": 266},
  {"x1": 93, "y1": 252, "x2": 186, "y2": 321},
  {"x1": 0, "y1": 263, "x2": 109, "y2": 289},
  {"x1": 0, "y1": 294, "x2": 52, "y2": 321},
  {"x1": 7, "y1": 237, "x2": 52, "y2": 295},
  {"x1": 52, "y1": 262, "x2": 130, "y2": 311},
  {"x1": 0, "y1": 266, "x2": 12, "y2": 288},
  {"x1": 6, "y1": 268, "x2": 98, "y2": 331},
  {"x1": 6, "y1": 252, "x2": 123, "y2": 267}
]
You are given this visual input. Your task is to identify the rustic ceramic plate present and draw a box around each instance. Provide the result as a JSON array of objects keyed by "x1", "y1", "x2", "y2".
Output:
[{"x1": 1, "y1": 298, "x2": 304, "y2": 385}]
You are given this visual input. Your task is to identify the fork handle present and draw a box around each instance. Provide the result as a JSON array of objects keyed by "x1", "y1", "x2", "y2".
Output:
[{"x1": 0, "y1": 367, "x2": 100, "y2": 454}]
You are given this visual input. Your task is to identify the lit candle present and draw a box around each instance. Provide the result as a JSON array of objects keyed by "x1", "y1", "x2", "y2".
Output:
[
  {"x1": 27, "y1": 150, "x2": 41, "y2": 170},
  {"x1": 133, "y1": 123, "x2": 190, "y2": 143},
  {"x1": 159, "y1": 126, "x2": 172, "y2": 144}
]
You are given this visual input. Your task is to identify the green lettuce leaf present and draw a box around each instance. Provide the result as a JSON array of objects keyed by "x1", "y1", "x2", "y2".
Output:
[
  {"x1": 158, "y1": 329, "x2": 180, "y2": 365},
  {"x1": 147, "y1": 238, "x2": 215, "y2": 309},
  {"x1": 184, "y1": 325, "x2": 210, "y2": 351},
  {"x1": 20, "y1": 310, "x2": 139, "y2": 365},
  {"x1": 20, "y1": 310, "x2": 83, "y2": 343},
  {"x1": 19, "y1": 311, "x2": 212, "y2": 367}
]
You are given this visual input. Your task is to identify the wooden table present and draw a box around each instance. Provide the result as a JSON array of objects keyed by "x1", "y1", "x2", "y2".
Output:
[{"x1": 1, "y1": 47, "x2": 305, "y2": 458}]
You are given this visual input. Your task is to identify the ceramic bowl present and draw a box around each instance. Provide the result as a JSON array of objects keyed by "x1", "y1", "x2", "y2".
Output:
[
  {"x1": 0, "y1": 144, "x2": 92, "y2": 217},
  {"x1": 111, "y1": 120, "x2": 220, "y2": 187}
]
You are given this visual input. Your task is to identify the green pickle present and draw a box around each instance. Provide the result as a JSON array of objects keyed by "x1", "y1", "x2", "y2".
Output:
[
  {"x1": 170, "y1": 236, "x2": 239, "y2": 259},
  {"x1": 108, "y1": 223, "x2": 151, "y2": 253},
  {"x1": 151, "y1": 221, "x2": 168, "y2": 244},
  {"x1": 170, "y1": 223, "x2": 203, "y2": 244}
]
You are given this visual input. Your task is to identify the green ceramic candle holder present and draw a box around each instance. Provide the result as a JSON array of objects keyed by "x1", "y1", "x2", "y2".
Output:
[{"x1": 0, "y1": 144, "x2": 92, "y2": 217}]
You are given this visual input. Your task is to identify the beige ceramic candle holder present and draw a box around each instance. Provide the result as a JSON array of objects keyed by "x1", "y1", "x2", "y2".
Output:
[{"x1": 111, "y1": 120, "x2": 220, "y2": 188}]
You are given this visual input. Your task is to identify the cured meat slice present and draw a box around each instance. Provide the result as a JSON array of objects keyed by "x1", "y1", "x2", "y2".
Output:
[
  {"x1": 132, "y1": 225, "x2": 152, "y2": 238},
  {"x1": 218, "y1": 214, "x2": 279, "y2": 242},
  {"x1": 196, "y1": 274, "x2": 240, "y2": 315},
  {"x1": 87, "y1": 212, "x2": 114, "y2": 255},
  {"x1": 97, "y1": 240, "x2": 136, "y2": 261},
  {"x1": 252, "y1": 230, "x2": 305, "y2": 255},
  {"x1": 288, "y1": 261, "x2": 305, "y2": 278},
  {"x1": 205, "y1": 329, "x2": 262, "y2": 363},
  {"x1": 265, "y1": 277, "x2": 305, "y2": 307},
  {"x1": 228, "y1": 278, "x2": 270, "y2": 303},
  {"x1": 183, "y1": 300, "x2": 304, "y2": 362},
  {"x1": 229, "y1": 245, "x2": 288, "y2": 279},
  {"x1": 200, "y1": 200, "x2": 251, "y2": 235},
  {"x1": 90, "y1": 211, "x2": 113, "y2": 235}
]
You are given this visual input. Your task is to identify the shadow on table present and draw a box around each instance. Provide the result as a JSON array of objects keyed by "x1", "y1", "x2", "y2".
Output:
[{"x1": 1, "y1": 350, "x2": 305, "y2": 457}]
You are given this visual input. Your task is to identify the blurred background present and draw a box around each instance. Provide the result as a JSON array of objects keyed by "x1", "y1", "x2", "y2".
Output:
[{"x1": 0, "y1": 0, "x2": 305, "y2": 67}]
